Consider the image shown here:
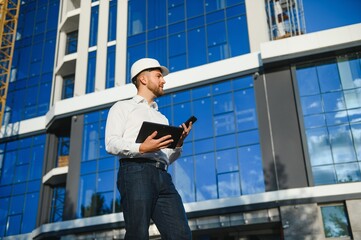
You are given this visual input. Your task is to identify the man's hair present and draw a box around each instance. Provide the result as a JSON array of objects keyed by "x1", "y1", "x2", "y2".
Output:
[{"x1": 132, "y1": 67, "x2": 162, "y2": 87}]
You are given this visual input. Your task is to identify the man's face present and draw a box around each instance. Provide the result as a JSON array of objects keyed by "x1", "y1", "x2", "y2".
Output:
[{"x1": 144, "y1": 69, "x2": 166, "y2": 97}]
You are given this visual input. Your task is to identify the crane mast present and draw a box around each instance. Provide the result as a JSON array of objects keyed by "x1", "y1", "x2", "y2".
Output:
[{"x1": 0, "y1": 0, "x2": 20, "y2": 127}]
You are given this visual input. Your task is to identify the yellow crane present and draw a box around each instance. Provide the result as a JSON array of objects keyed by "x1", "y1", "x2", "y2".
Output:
[{"x1": 0, "y1": 0, "x2": 20, "y2": 127}]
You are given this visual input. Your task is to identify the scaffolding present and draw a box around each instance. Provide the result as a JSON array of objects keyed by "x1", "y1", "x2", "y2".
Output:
[
  {"x1": 0, "y1": 0, "x2": 20, "y2": 127},
  {"x1": 266, "y1": 0, "x2": 306, "y2": 40}
]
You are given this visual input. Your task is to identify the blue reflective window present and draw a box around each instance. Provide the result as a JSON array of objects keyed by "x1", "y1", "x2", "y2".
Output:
[
  {"x1": 148, "y1": 0, "x2": 166, "y2": 29},
  {"x1": 0, "y1": 135, "x2": 44, "y2": 237},
  {"x1": 329, "y1": 125, "x2": 356, "y2": 163},
  {"x1": 128, "y1": 0, "x2": 146, "y2": 35},
  {"x1": 317, "y1": 62, "x2": 341, "y2": 93},
  {"x1": 214, "y1": 112, "x2": 235, "y2": 135},
  {"x1": 66, "y1": 31, "x2": 78, "y2": 54},
  {"x1": 172, "y1": 157, "x2": 195, "y2": 202},
  {"x1": 321, "y1": 204, "x2": 351, "y2": 238},
  {"x1": 47, "y1": 1, "x2": 60, "y2": 30},
  {"x1": 296, "y1": 52, "x2": 361, "y2": 185},
  {"x1": 313, "y1": 165, "x2": 337, "y2": 185},
  {"x1": 89, "y1": 5, "x2": 99, "y2": 47},
  {"x1": 174, "y1": 102, "x2": 192, "y2": 127},
  {"x1": 207, "y1": 21, "x2": 227, "y2": 46},
  {"x1": 168, "y1": 2, "x2": 184, "y2": 24},
  {"x1": 22, "y1": 193, "x2": 39, "y2": 232},
  {"x1": 158, "y1": 75, "x2": 264, "y2": 202},
  {"x1": 62, "y1": 75, "x2": 75, "y2": 99},
  {"x1": 106, "y1": 46, "x2": 115, "y2": 89},
  {"x1": 79, "y1": 110, "x2": 118, "y2": 218},
  {"x1": 23, "y1": 10, "x2": 35, "y2": 38},
  {"x1": 43, "y1": 38, "x2": 56, "y2": 72},
  {"x1": 227, "y1": 15, "x2": 249, "y2": 56},
  {"x1": 169, "y1": 33, "x2": 186, "y2": 57},
  {"x1": 193, "y1": 98, "x2": 213, "y2": 140},
  {"x1": 352, "y1": 124, "x2": 361, "y2": 160},
  {"x1": 108, "y1": 1, "x2": 117, "y2": 42},
  {"x1": 50, "y1": 187, "x2": 65, "y2": 223},
  {"x1": 188, "y1": 27, "x2": 207, "y2": 67},
  {"x1": 6, "y1": 215, "x2": 22, "y2": 236},
  {"x1": 78, "y1": 174, "x2": 96, "y2": 217},
  {"x1": 86, "y1": 51, "x2": 97, "y2": 93},
  {"x1": 148, "y1": 38, "x2": 167, "y2": 65},
  {"x1": 127, "y1": 0, "x2": 249, "y2": 78},
  {"x1": 216, "y1": 148, "x2": 238, "y2": 173},
  {"x1": 5, "y1": 0, "x2": 59, "y2": 123},
  {"x1": 97, "y1": 171, "x2": 115, "y2": 193},
  {"x1": 205, "y1": 0, "x2": 226, "y2": 12},
  {"x1": 31, "y1": 42, "x2": 43, "y2": 62},
  {"x1": 216, "y1": 134, "x2": 237, "y2": 150},
  {"x1": 186, "y1": 1, "x2": 203, "y2": 18},
  {"x1": 239, "y1": 144, "x2": 264, "y2": 194},
  {"x1": 195, "y1": 153, "x2": 217, "y2": 201}
]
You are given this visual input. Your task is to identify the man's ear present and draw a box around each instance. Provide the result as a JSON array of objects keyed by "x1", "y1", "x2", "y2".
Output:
[{"x1": 138, "y1": 74, "x2": 147, "y2": 85}]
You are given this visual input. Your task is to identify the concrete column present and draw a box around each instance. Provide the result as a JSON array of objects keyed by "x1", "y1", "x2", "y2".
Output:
[
  {"x1": 95, "y1": 0, "x2": 109, "y2": 92},
  {"x1": 346, "y1": 199, "x2": 361, "y2": 239},
  {"x1": 115, "y1": 0, "x2": 128, "y2": 86},
  {"x1": 245, "y1": 0, "x2": 270, "y2": 52},
  {"x1": 52, "y1": 75, "x2": 64, "y2": 103},
  {"x1": 74, "y1": 0, "x2": 91, "y2": 96},
  {"x1": 51, "y1": 0, "x2": 66, "y2": 105}
]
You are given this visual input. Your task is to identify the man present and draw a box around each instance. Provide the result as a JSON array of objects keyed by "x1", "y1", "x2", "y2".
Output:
[{"x1": 105, "y1": 58, "x2": 193, "y2": 239}]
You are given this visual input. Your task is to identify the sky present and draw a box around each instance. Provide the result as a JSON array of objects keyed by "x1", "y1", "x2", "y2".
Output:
[{"x1": 302, "y1": 0, "x2": 361, "y2": 33}]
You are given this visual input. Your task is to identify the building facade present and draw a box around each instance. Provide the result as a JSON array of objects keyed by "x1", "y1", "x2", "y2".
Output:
[{"x1": 1, "y1": 0, "x2": 361, "y2": 239}]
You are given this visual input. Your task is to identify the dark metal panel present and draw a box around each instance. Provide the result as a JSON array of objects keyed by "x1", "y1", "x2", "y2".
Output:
[
  {"x1": 37, "y1": 134, "x2": 58, "y2": 226},
  {"x1": 253, "y1": 72, "x2": 278, "y2": 191},
  {"x1": 63, "y1": 115, "x2": 84, "y2": 220},
  {"x1": 255, "y1": 67, "x2": 309, "y2": 191}
]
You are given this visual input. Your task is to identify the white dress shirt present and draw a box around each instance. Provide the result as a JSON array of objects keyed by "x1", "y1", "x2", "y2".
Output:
[{"x1": 105, "y1": 95, "x2": 182, "y2": 164}]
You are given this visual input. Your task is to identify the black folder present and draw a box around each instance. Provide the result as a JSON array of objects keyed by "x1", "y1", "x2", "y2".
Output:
[{"x1": 135, "y1": 121, "x2": 183, "y2": 149}]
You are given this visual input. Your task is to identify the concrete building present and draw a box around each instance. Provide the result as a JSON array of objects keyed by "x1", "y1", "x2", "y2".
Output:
[{"x1": 1, "y1": 0, "x2": 361, "y2": 239}]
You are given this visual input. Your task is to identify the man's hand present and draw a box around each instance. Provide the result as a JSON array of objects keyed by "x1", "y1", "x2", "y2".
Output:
[
  {"x1": 176, "y1": 122, "x2": 192, "y2": 147},
  {"x1": 139, "y1": 131, "x2": 173, "y2": 153}
]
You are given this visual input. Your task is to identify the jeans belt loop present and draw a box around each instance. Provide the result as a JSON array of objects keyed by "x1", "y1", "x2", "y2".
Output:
[
  {"x1": 121, "y1": 158, "x2": 168, "y2": 171},
  {"x1": 155, "y1": 161, "x2": 167, "y2": 171}
]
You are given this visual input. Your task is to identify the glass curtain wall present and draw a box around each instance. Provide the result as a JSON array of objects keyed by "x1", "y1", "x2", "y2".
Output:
[
  {"x1": 77, "y1": 75, "x2": 264, "y2": 218},
  {"x1": 295, "y1": 52, "x2": 361, "y2": 185},
  {"x1": 0, "y1": 135, "x2": 46, "y2": 237},
  {"x1": 158, "y1": 75, "x2": 264, "y2": 202},
  {"x1": 5, "y1": 0, "x2": 59, "y2": 124},
  {"x1": 78, "y1": 110, "x2": 120, "y2": 218},
  {"x1": 126, "y1": 0, "x2": 250, "y2": 84}
]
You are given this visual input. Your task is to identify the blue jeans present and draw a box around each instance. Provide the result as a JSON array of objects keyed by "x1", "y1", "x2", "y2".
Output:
[{"x1": 117, "y1": 160, "x2": 191, "y2": 240}]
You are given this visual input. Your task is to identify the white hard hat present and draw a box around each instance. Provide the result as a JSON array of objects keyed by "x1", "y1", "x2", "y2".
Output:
[{"x1": 130, "y1": 58, "x2": 169, "y2": 84}]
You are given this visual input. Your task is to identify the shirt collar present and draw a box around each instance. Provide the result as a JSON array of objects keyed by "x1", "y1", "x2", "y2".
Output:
[{"x1": 133, "y1": 95, "x2": 158, "y2": 110}]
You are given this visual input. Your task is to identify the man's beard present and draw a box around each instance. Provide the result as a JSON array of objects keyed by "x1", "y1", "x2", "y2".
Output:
[{"x1": 148, "y1": 82, "x2": 164, "y2": 97}]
